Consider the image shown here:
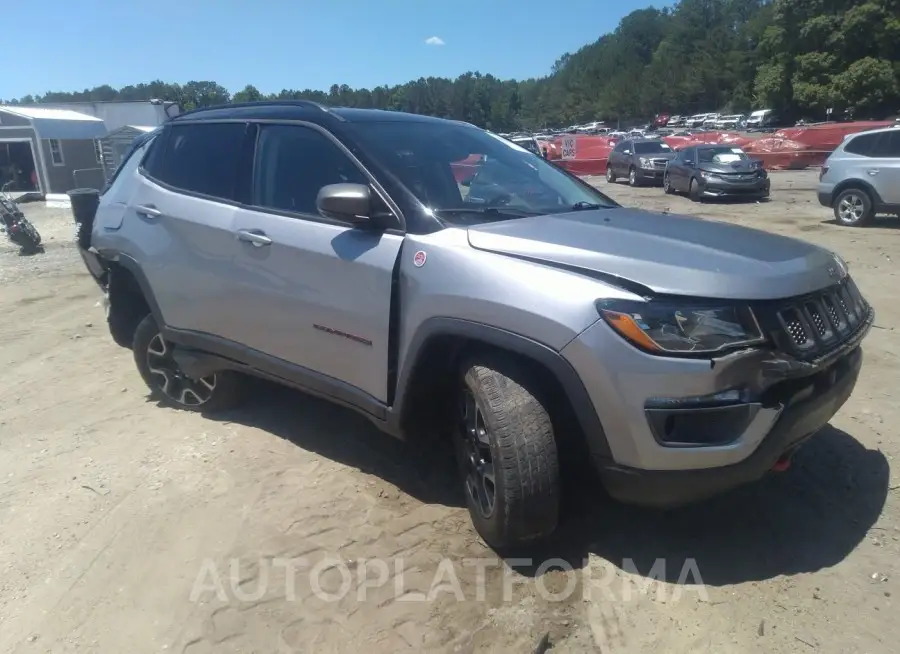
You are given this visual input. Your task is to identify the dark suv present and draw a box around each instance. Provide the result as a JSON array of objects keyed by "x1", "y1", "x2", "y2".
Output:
[{"x1": 606, "y1": 139, "x2": 676, "y2": 186}]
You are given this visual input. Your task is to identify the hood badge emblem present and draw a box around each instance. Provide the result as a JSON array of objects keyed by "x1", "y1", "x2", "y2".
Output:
[
  {"x1": 413, "y1": 251, "x2": 427, "y2": 268},
  {"x1": 827, "y1": 266, "x2": 837, "y2": 278}
]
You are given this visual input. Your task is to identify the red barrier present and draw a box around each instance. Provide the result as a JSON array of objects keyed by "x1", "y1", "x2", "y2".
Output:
[{"x1": 450, "y1": 122, "x2": 896, "y2": 180}]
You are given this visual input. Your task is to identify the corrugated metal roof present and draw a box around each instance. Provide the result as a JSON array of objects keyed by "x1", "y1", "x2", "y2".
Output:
[{"x1": 0, "y1": 105, "x2": 103, "y2": 122}]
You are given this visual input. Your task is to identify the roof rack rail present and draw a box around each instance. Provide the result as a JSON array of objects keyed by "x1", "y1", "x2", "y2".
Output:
[{"x1": 172, "y1": 99, "x2": 332, "y2": 121}]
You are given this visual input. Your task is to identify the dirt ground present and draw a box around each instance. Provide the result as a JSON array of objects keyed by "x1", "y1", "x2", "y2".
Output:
[{"x1": 1, "y1": 170, "x2": 897, "y2": 654}]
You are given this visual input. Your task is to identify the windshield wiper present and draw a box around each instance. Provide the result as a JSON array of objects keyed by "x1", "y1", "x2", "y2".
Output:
[
  {"x1": 435, "y1": 206, "x2": 543, "y2": 219},
  {"x1": 568, "y1": 201, "x2": 607, "y2": 211}
]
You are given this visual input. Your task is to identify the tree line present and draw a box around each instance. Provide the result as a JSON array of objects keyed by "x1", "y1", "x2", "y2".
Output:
[{"x1": 3, "y1": 0, "x2": 897, "y2": 131}]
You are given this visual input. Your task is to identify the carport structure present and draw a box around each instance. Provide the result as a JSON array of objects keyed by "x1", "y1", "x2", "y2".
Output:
[{"x1": 0, "y1": 105, "x2": 108, "y2": 195}]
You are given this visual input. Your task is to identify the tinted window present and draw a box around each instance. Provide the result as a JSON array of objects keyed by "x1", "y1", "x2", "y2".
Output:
[
  {"x1": 154, "y1": 122, "x2": 246, "y2": 200},
  {"x1": 253, "y1": 124, "x2": 368, "y2": 215},
  {"x1": 872, "y1": 131, "x2": 900, "y2": 157},
  {"x1": 634, "y1": 141, "x2": 673, "y2": 155},
  {"x1": 844, "y1": 132, "x2": 880, "y2": 157}
]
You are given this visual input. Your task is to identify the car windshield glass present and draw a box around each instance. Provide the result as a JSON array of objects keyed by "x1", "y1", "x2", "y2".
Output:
[
  {"x1": 345, "y1": 120, "x2": 616, "y2": 222},
  {"x1": 698, "y1": 147, "x2": 749, "y2": 163},
  {"x1": 633, "y1": 141, "x2": 672, "y2": 154},
  {"x1": 511, "y1": 138, "x2": 541, "y2": 155}
]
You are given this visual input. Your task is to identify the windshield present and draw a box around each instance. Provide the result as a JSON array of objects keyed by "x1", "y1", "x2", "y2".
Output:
[
  {"x1": 698, "y1": 147, "x2": 749, "y2": 163},
  {"x1": 346, "y1": 120, "x2": 615, "y2": 221},
  {"x1": 633, "y1": 141, "x2": 672, "y2": 154},
  {"x1": 511, "y1": 138, "x2": 541, "y2": 155}
]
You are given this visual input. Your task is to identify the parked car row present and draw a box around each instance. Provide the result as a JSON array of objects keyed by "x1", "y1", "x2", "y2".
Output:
[{"x1": 605, "y1": 138, "x2": 770, "y2": 201}]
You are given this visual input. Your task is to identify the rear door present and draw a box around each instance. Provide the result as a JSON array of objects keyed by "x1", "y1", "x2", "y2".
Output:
[
  {"x1": 871, "y1": 130, "x2": 900, "y2": 205},
  {"x1": 126, "y1": 121, "x2": 249, "y2": 334},
  {"x1": 227, "y1": 123, "x2": 404, "y2": 403}
]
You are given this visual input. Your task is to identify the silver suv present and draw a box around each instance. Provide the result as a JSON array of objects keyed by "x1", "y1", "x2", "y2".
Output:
[
  {"x1": 78, "y1": 101, "x2": 873, "y2": 548},
  {"x1": 818, "y1": 126, "x2": 900, "y2": 226}
]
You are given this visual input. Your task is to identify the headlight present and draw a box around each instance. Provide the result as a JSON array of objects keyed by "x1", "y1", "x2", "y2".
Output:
[
  {"x1": 598, "y1": 300, "x2": 766, "y2": 355},
  {"x1": 700, "y1": 171, "x2": 718, "y2": 180},
  {"x1": 639, "y1": 157, "x2": 653, "y2": 169}
]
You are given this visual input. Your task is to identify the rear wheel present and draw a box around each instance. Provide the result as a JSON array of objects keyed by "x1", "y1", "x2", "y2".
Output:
[
  {"x1": 833, "y1": 188, "x2": 873, "y2": 227},
  {"x1": 455, "y1": 357, "x2": 560, "y2": 549},
  {"x1": 133, "y1": 315, "x2": 243, "y2": 412},
  {"x1": 605, "y1": 165, "x2": 616, "y2": 183}
]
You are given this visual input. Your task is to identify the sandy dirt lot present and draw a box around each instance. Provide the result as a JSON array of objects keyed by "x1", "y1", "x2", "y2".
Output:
[{"x1": 1, "y1": 171, "x2": 897, "y2": 653}]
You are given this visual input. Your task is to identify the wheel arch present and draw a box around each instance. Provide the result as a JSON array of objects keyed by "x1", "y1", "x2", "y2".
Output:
[
  {"x1": 391, "y1": 317, "x2": 612, "y2": 461},
  {"x1": 102, "y1": 253, "x2": 165, "y2": 348},
  {"x1": 831, "y1": 178, "x2": 883, "y2": 207}
]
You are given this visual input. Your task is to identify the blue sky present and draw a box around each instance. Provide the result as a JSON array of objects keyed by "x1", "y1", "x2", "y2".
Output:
[{"x1": 5, "y1": 0, "x2": 670, "y2": 100}]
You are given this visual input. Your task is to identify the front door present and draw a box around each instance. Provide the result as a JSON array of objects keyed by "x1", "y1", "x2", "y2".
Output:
[{"x1": 228, "y1": 123, "x2": 404, "y2": 403}]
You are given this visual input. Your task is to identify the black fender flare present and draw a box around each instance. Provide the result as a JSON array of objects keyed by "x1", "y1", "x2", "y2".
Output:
[
  {"x1": 391, "y1": 317, "x2": 612, "y2": 460},
  {"x1": 102, "y1": 252, "x2": 166, "y2": 327}
]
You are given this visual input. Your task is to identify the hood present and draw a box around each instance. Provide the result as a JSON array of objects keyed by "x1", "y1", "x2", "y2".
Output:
[
  {"x1": 698, "y1": 159, "x2": 761, "y2": 174},
  {"x1": 466, "y1": 209, "x2": 843, "y2": 300}
]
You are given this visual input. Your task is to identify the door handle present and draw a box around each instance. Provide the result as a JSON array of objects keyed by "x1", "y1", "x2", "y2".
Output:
[
  {"x1": 135, "y1": 204, "x2": 162, "y2": 219},
  {"x1": 236, "y1": 229, "x2": 272, "y2": 247},
  {"x1": 867, "y1": 169, "x2": 879, "y2": 176}
]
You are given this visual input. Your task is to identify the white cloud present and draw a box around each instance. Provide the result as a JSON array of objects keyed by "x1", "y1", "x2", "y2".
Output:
[{"x1": 424, "y1": 36, "x2": 445, "y2": 46}]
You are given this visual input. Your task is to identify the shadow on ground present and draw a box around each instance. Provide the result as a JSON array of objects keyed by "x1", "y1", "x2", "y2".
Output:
[
  {"x1": 206, "y1": 382, "x2": 889, "y2": 587},
  {"x1": 525, "y1": 424, "x2": 890, "y2": 586}
]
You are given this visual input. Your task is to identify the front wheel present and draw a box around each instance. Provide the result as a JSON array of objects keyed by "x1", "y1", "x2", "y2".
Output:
[
  {"x1": 689, "y1": 177, "x2": 702, "y2": 202},
  {"x1": 628, "y1": 167, "x2": 639, "y2": 187},
  {"x1": 663, "y1": 173, "x2": 674, "y2": 195},
  {"x1": 455, "y1": 358, "x2": 560, "y2": 549},
  {"x1": 133, "y1": 315, "x2": 243, "y2": 412}
]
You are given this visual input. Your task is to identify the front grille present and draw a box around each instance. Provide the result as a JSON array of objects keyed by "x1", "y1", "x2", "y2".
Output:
[
  {"x1": 651, "y1": 159, "x2": 668, "y2": 169},
  {"x1": 756, "y1": 277, "x2": 870, "y2": 360}
]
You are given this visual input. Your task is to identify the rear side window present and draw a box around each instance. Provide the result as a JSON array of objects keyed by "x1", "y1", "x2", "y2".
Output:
[
  {"x1": 151, "y1": 122, "x2": 247, "y2": 200},
  {"x1": 844, "y1": 132, "x2": 881, "y2": 157},
  {"x1": 873, "y1": 130, "x2": 900, "y2": 157}
]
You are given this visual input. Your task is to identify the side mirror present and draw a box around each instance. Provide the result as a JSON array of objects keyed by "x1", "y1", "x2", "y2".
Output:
[
  {"x1": 684, "y1": 159, "x2": 694, "y2": 166},
  {"x1": 623, "y1": 150, "x2": 631, "y2": 155},
  {"x1": 460, "y1": 177, "x2": 473, "y2": 187},
  {"x1": 317, "y1": 183, "x2": 371, "y2": 225}
]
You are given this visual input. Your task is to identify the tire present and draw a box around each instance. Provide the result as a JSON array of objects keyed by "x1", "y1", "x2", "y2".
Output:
[
  {"x1": 628, "y1": 167, "x2": 639, "y2": 187},
  {"x1": 605, "y1": 165, "x2": 616, "y2": 183},
  {"x1": 689, "y1": 177, "x2": 702, "y2": 202},
  {"x1": 663, "y1": 173, "x2": 674, "y2": 195},
  {"x1": 833, "y1": 188, "x2": 873, "y2": 227},
  {"x1": 455, "y1": 357, "x2": 560, "y2": 549},
  {"x1": 132, "y1": 314, "x2": 243, "y2": 413}
]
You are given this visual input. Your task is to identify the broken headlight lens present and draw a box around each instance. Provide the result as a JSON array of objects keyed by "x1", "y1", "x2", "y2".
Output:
[{"x1": 598, "y1": 300, "x2": 766, "y2": 355}]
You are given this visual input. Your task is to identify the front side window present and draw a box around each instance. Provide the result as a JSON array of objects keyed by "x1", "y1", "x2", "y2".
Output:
[
  {"x1": 49, "y1": 139, "x2": 64, "y2": 166},
  {"x1": 153, "y1": 122, "x2": 246, "y2": 201},
  {"x1": 871, "y1": 131, "x2": 900, "y2": 158},
  {"x1": 346, "y1": 120, "x2": 616, "y2": 223},
  {"x1": 253, "y1": 124, "x2": 368, "y2": 215}
]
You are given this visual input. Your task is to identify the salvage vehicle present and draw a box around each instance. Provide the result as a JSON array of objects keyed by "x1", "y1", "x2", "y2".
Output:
[
  {"x1": 606, "y1": 138, "x2": 676, "y2": 186},
  {"x1": 77, "y1": 101, "x2": 872, "y2": 549},
  {"x1": 818, "y1": 126, "x2": 900, "y2": 226},
  {"x1": 664, "y1": 144, "x2": 770, "y2": 201}
]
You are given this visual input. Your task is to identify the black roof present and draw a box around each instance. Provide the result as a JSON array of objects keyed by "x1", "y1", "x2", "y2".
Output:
[{"x1": 171, "y1": 100, "x2": 453, "y2": 126}]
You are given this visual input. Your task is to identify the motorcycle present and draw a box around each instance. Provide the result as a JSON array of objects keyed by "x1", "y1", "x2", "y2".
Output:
[{"x1": 0, "y1": 181, "x2": 42, "y2": 254}]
